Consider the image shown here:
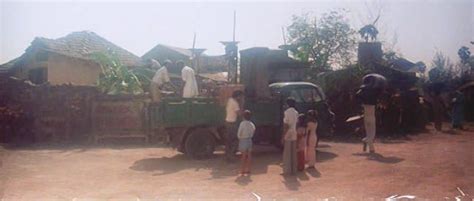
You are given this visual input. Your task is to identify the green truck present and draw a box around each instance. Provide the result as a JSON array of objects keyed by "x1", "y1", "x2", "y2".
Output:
[{"x1": 149, "y1": 82, "x2": 333, "y2": 159}]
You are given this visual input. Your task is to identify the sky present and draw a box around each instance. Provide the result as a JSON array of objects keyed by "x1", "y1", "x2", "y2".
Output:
[{"x1": 1, "y1": 0, "x2": 473, "y2": 66}]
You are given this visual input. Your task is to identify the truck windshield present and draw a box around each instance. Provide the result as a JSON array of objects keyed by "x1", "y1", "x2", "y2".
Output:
[{"x1": 289, "y1": 88, "x2": 322, "y2": 103}]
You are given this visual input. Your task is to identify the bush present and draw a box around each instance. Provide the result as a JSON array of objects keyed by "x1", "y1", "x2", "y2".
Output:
[{"x1": 91, "y1": 52, "x2": 144, "y2": 95}]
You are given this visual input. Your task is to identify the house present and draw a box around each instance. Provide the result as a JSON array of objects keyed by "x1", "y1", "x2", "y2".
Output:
[
  {"x1": 142, "y1": 44, "x2": 227, "y2": 74},
  {"x1": 0, "y1": 31, "x2": 142, "y2": 86},
  {"x1": 142, "y1": 44, "x2": 194, "y2": 65}
]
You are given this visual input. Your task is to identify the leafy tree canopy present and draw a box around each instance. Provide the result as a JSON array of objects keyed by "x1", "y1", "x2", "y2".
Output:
[
  {"x1": 286, "y1": 10, "x2": 357, "y2": 73},
  {"x1": 91, "y1": 52, "x2": 144, "y2": 95},
  {"x1": 428, "y1": 51, "x2": 457, "y2": 83},
  {"x1": 458, "y1": 46, "x2": 471, "y2": 64}
]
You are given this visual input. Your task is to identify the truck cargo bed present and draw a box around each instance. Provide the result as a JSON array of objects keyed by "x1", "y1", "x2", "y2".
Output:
[{"x1": 149, "y1": 97, "x2": 225, "y2": 129}]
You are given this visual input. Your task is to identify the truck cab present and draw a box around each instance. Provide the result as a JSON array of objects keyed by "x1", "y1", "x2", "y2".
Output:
[{"x1": 247, "y1": 82, "x2": 333, "y2": 146}]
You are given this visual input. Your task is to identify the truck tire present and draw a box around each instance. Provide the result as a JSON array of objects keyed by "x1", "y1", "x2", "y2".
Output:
[
  {"x1": 184, "y1": 128, "x2": 216, "y2": 160},
  {"x1": 275, "y1": 140, "x2": 284, "y2": 150}
]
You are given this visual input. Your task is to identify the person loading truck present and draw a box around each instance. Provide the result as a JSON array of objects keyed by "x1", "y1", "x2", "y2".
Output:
[
  {"x1": 150, "y1": 59, "x2": 176, "y2": 102},
  {"x1": 177, "y1": 61, "x2": 199, "y2": 98}
]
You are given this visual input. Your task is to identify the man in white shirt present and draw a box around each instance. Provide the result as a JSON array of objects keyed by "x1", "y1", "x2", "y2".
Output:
[
  {"x1": 225, "y1": 90, "x2": 244, "y2": 161},
  {"x1": 150, "y1": 59, "x2": 174, "y2": 102},
  {"x1": 177, "y1": 61, "x2": 199, "y2": 98},
  {"x1": 282, "y1": 97, "x2": 298, "y2": 175}
]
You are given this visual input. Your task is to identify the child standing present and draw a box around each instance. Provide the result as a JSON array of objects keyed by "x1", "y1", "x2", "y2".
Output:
[
  {"x1": 306, "y1": 110, "x2": 318, "y2": 169},
  {"x1": 237, "y1": 110, "x2": 255, "y2": 175},
  {"x1": 296, "y1": 114, "x2": 307, "y2": 171}
]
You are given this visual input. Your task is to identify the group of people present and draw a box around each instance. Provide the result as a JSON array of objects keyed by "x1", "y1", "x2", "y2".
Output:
[
  {"x1": 149, "y1": 59, "x2": 199, "y2": 101},
  {"x1": 355, "y1": 74, "x2": 467, "y2": 155},
  {"x1": 225, "y1": 91, "x2": 319, "y2": 176},
  {"x1": 281, "y1": 98, "x2": 319, "y2": 175}
]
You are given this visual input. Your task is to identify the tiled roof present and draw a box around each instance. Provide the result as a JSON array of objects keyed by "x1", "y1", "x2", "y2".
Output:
[
  {"x1": 142, "y1": 44, "x2": 195, "y2": 59},
  {"x1": 0, "y1": 56, "x2": 25, "y2": 72},
  {"x1": 143, "y1": 44, "x2": 214, "y2": 59},
  {"x1": 28, "y1": 31, "x2": 142, "y2": 67},
  {"x1": 142, "y1": 44, "x2": 229, "y2": 72},
  {"x1": 388, "y1": 58, "x2": 417, "y2": 73}
]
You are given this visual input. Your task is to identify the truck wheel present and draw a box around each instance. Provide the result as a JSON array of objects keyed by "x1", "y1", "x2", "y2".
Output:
[
  {"x1": 275, "y1": 141, "x2": 284, "y2": 151},
  {"x1": 184, "y1": 128, "x2": 216, "y2": 160}
]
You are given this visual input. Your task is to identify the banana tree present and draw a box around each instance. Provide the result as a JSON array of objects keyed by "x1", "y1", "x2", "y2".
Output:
[{"x1": 91, "y1": 52, "x2": 144, "y2": 95}]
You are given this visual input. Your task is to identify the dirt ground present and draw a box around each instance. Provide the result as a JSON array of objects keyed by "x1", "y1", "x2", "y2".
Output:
[{"x1": 1, "y1": 124, "x2": 473, "y2": 201}]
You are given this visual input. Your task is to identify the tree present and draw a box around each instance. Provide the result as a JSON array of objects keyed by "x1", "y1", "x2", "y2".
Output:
[
  {"x1": 428, "y1": 51, "x2": 458, "y2": 83},
  {"x1": 286, "y1": 10, "x2": 357, "y2": 73},
  {"x1": 456, "y1": 46, "x2": 474, "y2": 76},
  {"x1": 458, "y1": 46, "x2": 471, "y2": 64},
  {"x1": 91, "y1": 52, "x2": 144, "y2": 95},
  {"x1": 414, "y1": 61, "x2": 427, "y2": 73}
]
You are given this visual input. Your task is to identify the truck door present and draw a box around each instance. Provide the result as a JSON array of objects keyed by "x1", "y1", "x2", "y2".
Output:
[{"x1": 285, "y1": 87, "x2": 333, "y2": 136}]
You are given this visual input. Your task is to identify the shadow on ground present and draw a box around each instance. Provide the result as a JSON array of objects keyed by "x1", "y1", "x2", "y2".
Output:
[
  {"x1": 317, "y1": 144, "x2": 331, "y2": 148},
  {"x1": 316, "y1": 150, "x2": 338, "y2": 162},
  {"x1": 352, "y1": 152, "x2": 404, "y2": 164},
  {"x1": 4, "y1": 141, "x2": 169, "y2": 152},
  {"x1": 235, "y1": 175, "x2": 252, "y2": 186},
  {"x1": 129, "y1": 149, "x2": 281, "y2": 179},
  {"x1": 130, "y1": 146, "x2": 336, "y2": 182},
  {"x1": 282, "y1": 174, "x2": 301, "y2": 191}
]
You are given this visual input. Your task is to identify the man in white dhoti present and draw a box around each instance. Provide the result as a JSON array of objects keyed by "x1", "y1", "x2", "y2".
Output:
[{"x1": 177, "y1": 61, "x2": 199, "y2": 98}]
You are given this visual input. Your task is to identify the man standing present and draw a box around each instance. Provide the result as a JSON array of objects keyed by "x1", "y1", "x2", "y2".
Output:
[
  {"x1": 356, "y1": 74, "x2": 385, "y2": 153},
  {"x1": 150, "y1": 59, "x2": 174, "y2": 102},
  {"x1": 429, "y1": 83, "x2": 445, "y2": 132},
  {"x1": 225, "y1": 90, "x2": 244, "y2": 162},
  {"x1": 451, "y1": 90, "x2": 465, "y2": 130},
  {"x1": 177, "y1": 61, "x2": 199, "y2": 98},
  {"x1": 282, "y1": 97, "x2": 298, "y2": 175}
]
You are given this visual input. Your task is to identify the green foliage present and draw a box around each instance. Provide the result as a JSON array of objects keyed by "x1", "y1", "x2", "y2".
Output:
[
  {"x1": 131, "y1": 67, "x2": 155, "y2": 91},
  {"x1": 428, "y1": 51, "x2": 457, "y2": 83},
  {"x1": 457, "y1": 46, "x2": 473, "y2": 76},
  {"x1": 315, "y1": 64, "x2": 368, "y2": 95},
  {"x1": 468, "y1": 56, "x2": 474, "y2": 69},
  {"x1": 286, "y1": 10, "x2": 357, "y2": 73},
  {"x1": 458, "y1": 46, "x2": 471, "y2": 64},
  {"x1": 91, "y1": 52, "x2": 144, "y2": 95}
]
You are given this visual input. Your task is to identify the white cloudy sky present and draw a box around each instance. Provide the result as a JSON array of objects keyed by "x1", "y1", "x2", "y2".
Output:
[{"x1": 1, "y1": 0, "x2": 473, "y2": 66}]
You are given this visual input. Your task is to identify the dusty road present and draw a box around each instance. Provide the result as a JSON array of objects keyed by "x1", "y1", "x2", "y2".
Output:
[{"x1": 1, "y1": 125, "x2": 473, "y2": 200}]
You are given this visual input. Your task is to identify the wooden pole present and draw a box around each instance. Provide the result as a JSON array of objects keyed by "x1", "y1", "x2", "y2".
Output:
[
  {"x1": 281, "y1": 26, "x2": 287, "y2": 45},
  {"x1": 192, "y1": 32, "x2": 196, "y2": 69},
  {"x1": 233, "y1": 11, "x2": 238, "y2": 84},
  {"x1": 233, "y1": 10, "x2": 236, "y2": 42}
]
